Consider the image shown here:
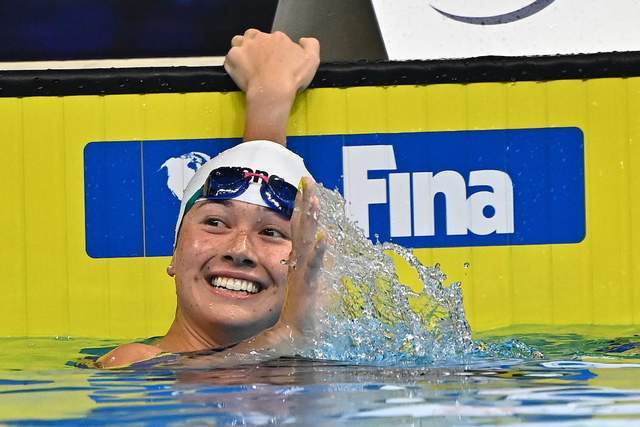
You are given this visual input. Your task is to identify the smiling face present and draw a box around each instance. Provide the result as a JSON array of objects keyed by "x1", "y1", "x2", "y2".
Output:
[{"x1": 171, "y1": 199, "x2": 292, "y2": 347}]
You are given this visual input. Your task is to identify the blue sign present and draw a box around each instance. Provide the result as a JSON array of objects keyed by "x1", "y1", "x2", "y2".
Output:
[{"x1": 84, "y1": 127, "x2": 585, "y2": 258}]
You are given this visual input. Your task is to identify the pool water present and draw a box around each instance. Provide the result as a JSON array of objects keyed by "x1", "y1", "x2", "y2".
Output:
[{"x1": 2, "y1": 325, "x2": 640, "y2": 426}]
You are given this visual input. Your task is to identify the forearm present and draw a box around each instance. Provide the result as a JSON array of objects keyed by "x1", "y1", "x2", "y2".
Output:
[
  {"x1": 182, "y1": 324, "x2": 298, "y2": 368},
  {"x1": 233, "y1": 323, "x2": 296, "y2": 356},
  {"x1": 243, "y1": 86, "x2": 296, "y2": 146}
]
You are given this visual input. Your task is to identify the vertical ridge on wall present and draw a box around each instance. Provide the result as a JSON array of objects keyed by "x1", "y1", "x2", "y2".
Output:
[
  {"x1": 418, "y1": 83, "x2": 475, "y2": 326},
  {"x1": 618, "y1": 79, "x2": 634, "y2": 323},
  {"x1": 466, "y1": 83, "x2": 513, "y2": 330},
  {"x1": 0, "y1": 98, "x2": 27, "y2": 336},
  {"x1": 103, "y1": 95, "x2": 146, "y2": 338},
  {"x1": 625, "y1": 79, "x2": 637, "y2": 324},
  {"x1": 546, "y1": 80, "x2": 592, "y2": 324},
  {"x1": 587, "y1": 79, "x2": 633, "y2": 324},
  {"x1": 65, "y1": 96, "x2": 107, "y2": 338},
  {"x1": 507, "y1": 81, "x2": 553, "y2": 325},
  {"x1": 629, "y1": 79, "x2": 640, "y2": 324},
  {"x1": 142, "y1": 93, "x2": 176, "y2": 336},
  {"x1": 22, "y1": 98, "x2": 70, "y2": 335},
  {"x1": 306, "y1": 88, "x2": 347, "y2": 136}
]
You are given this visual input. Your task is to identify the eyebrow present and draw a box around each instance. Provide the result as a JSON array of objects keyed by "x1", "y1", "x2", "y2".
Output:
[
  {"x1": 194, "y1": 200, "x2": 291, "y2": 222},
  {"x1": 194, "y1": 199, "x2": 231, "y2": 210}
]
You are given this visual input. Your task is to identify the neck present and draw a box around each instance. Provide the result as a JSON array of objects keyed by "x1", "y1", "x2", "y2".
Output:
[{"x1": 157, "y1": 308, "x2": 235, "y2": 353}]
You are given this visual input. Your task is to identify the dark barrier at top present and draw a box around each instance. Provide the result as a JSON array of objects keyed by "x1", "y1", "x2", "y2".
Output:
[
  {"x1": 2, "y1": 51, "x2": 640, "y2": 98},
  {"x1": 0, "y1": 0, "x2": 278, "y2": 61}
]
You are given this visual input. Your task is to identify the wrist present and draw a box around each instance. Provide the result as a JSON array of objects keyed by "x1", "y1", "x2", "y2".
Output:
[
  {"x1": 269, "y1": 322, "x2": 301, "y2": 354},
  {"x1": 245, "y1": 81, "x2": 297, "y2": 107},
  {"x1": 243, "y1": 86, "x2": 296, "y2": 145}
]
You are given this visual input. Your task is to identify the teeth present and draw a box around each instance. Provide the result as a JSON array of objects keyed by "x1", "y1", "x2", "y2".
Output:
[{"x1": 212, "y1": 277, "x2": 259, "y2": 294}]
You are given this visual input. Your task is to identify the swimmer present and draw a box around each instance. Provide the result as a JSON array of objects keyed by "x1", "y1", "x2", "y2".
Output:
[{"x1": 98, "y1": 29, "x2": 324, "y2": 368}]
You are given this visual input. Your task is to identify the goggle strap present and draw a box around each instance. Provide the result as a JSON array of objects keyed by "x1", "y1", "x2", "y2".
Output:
[
  {"x1": 244, "y1": 171, "x2": 270, "y2": 183},
  {"x1": 183, "y1": 188, "x2": 204, "y2": 216}
]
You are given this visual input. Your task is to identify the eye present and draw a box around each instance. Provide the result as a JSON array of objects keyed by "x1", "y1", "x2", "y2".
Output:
[
  {"x1": 204, "y1": 217, "x2": 227, "y2": 228},
  {"x1": 260, "y1": 227, "x2": 288, "y2": 240}
]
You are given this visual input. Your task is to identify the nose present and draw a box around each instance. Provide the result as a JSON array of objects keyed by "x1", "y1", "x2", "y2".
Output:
[{"x1": 222, "y1": 230, "x2": 257, "y2": 268}]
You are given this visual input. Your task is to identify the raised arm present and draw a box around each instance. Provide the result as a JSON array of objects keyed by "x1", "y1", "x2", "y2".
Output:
[{"x1": 223, "y1": 29, "x2": 320, "y2": 146}]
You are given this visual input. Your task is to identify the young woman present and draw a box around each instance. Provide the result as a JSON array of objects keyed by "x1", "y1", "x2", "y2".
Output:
[{"x1": 98, "y1": 29, "x2": 325, "y2": 368}]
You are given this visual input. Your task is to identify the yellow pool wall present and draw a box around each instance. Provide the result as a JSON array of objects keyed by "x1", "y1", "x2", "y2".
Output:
[{"x1": 1, "y1": 77, "x2": 639, "y2": 338}]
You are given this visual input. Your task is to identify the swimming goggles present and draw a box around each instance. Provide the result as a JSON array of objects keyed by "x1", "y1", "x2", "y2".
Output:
[{"x1": 184, "y1": 166, "x2": 298, "y2": 219}]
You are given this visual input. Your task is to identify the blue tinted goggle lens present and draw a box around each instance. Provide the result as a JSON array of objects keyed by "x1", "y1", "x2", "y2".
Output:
[{"x1": 202, "y1": 167, "x2": 297, "y2": 218}]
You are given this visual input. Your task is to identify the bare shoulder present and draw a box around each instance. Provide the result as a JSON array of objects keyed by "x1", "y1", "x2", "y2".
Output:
[{"x1": 97, "y1": 342, "x2": 163, "y2": 368}]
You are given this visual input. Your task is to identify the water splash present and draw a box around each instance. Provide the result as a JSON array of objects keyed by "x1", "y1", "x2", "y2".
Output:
[{"x1": 295, "y1": 186, "x2": 475, "y2": 365}]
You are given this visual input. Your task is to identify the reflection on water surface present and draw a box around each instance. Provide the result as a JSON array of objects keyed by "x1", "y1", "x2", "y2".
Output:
[{"x1": 1, "y1": 327, "x2": 640, "y2": 425}]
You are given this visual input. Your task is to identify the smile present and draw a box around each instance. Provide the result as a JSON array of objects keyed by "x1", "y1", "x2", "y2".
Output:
[{"x1": 211, "y1": 276, "x2": 260, "y2": 294}]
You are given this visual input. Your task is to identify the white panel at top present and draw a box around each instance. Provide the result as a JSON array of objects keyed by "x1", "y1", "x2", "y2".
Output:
[{"x1": 372, "y1": 0, "x2": 640, "y2": 60}]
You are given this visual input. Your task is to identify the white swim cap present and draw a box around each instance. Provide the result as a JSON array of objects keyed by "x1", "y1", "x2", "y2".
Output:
[{"x1": 174, "y1": 140, "x2": 313, "y2": 245}]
